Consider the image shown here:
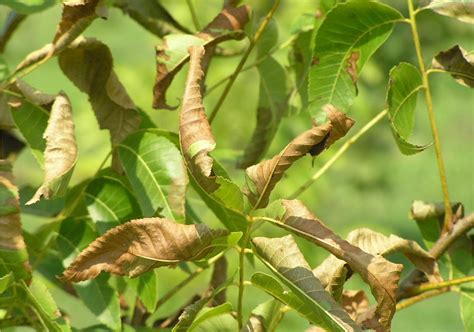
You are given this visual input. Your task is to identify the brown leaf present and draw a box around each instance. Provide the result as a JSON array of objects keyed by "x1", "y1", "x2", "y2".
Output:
[
  {"x1": 179, "y1": 46, "x2": 218, "y2": 192},
  {"x1": 61, "y1": 218, "x2": 229, "y2": 282},
  {"x1": 58, "y1": 37, "x2": 141, "y2": 171},
  {"x1": 245, "y1": 108, "x2": 353, "y2": 209},
  {"x1": 152, "y1": 4, "x2": 249, "y2": 109},
  {"x1": 432, "y1": 45, "x2": 474, "y2": 88},
  {"x1": 273, "y1": 199, "x2": 403, "y2": 330},
  {"x1": 0, "y1": 130, "x2": 25, "y2": 159},
  {"x1": 27, "y1": 93, "x2": 78, "y2": 204},
  {"x1": 342, "y1": 290, "x2": 370, "y2": 323},
  {"x1": 206, "y1": 256, "x2": 227, "y2": 306}
]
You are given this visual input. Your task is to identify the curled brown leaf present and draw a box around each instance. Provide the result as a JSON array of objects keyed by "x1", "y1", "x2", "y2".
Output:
[
  {"x1": 152, "y1": 4, "x2": 250, "y2": 109},
  {"x1": 432, "y1": 45, "x2": 474, "y2": 88},
  {"x1": 61, "y1": 218, "x2": 229, "y2": 282}
]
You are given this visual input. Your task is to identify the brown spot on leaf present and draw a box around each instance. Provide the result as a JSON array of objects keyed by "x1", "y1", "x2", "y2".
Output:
[{"x1": 346, "y1": 51, "x2": 360, "y2": 83}]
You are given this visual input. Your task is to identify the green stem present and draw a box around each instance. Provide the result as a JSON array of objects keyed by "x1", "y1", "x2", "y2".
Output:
[
  {"x1": 406, "y1": 275, "x2": 474, "y2": 296},
  {"x1": 186, "y1": 0, "x2": 201, "y2": 31},
  {"x1": 396, "y1": 289, "x2": 449, "y2": 311},
  {"x1": 237, "y1": 222, "x2": 253, "y2": 329},
  {"x1": 408, "y1": 0, "x2": 453, "y2": 232},
  {"x1": 289, "y1": 109, "x2": 388, "y2": 199},
  {"x1": 208, "y1": 0, "x2": 281, "y2": 124},
  {"x1": 155, "y1": 251, "x2": 226, "y2": 310}
]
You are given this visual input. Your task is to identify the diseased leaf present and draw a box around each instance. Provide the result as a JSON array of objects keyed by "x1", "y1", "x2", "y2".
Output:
[
  {"x1": 118, "y1": 130, "x2": 188, "y2": 220},
  {"x1": 432, "y1": 45, "x2": 474, "y2": 88},
  {"x1": 58, "y1": 37, "x2": 141, "y2": 170},
  {"x1": 85, "y1": 172, "x2": 142, "y2": 234},
  {"x1": 265, "y1": 199, "x2": 403, "y2": 330},
  {"x1": 342, "y1": 290, "x2": 370, "y2": 324},
  {"x1": 61, "y1": 218, "x2": 229, "y2": 281},
  {"x1": 308, "y1": 2, "x2": 403, "y2": 117},
  {"x1": 114, "y1": 0, "x2": 191, "y2": 37},
  {"x1": 152, "y1": 4, "x2": 250, "y2": 109},
  {"x1": 387, "y1": 62, "x2": 431, "y2": 155},
  {"x1": 26, "y1": 93, "x2": 77, "y2": 205},
  {"x1": 244, "y1": 107, "x2": 354, "y2": 209},
  {"x1": 252, "y1": 235, "x2": 360, "y2": 332},
  {"x1": 0, "y1": 161, "x2": 30, "y2": 281},
  {"x1": 243, "y1": 299, "x2": 283, "y2": 332},
  {"x1": 426, "y1": 0, "x2": 474, "y2": 24}
]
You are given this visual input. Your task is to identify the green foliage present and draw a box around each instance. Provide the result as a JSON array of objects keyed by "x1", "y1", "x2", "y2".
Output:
[{"x1": 0, "y1": 0, "x2": 472, "y2": 331}]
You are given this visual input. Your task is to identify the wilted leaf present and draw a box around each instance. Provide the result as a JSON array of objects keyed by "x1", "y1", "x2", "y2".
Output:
[
  {"x1": 264, "y1": 200, "x2": 403, "y2": 330},
  {"x1": 26, "y1": 93, "x2": 77, "y2": 204},
  {"x1": 432, "y1": 45, "x2": 474, "y2": 88},
  {"x1": 118, "y1": 130, "x2": 188, "y2": 220},
  {"x1": 114, "y1": 0, "x2": 191, "y2": 37},
  {"x1": 242, "y1": 299, "x2": 283, "y2": 332},
  {"x1": 244, "y1": 107, "x2": 353, "y2": 209},
  {"x1": 426, "y1": 0, "x2": 474, "y2": 24},
  {"x1": 0, "y1": 161, "x2": 30, "y2": 281},
  {"x1": 61, "y1": 218, "x2": 229, "y2": 281},
  {"x1": 387, "y1": 62, "x2": 431, "y2": 155},
  {"x1": 342, "y1": 290, "x2": 370, "y2": 323},
  {"x1": 85, "y1": 171, "x2": 142, "y2": 234},
  {"x1": 308, "y1": 2, "x2": 403, "y2": 117},
  {"x1": 58, "y1": 37, "x2": 141, "y2": 171},
  {"x1": 252, "y1": 235, "x2": 360, "y2": 332},
  {"x1": 152, "y1": 4, "x2": 250, "y2": 109}
]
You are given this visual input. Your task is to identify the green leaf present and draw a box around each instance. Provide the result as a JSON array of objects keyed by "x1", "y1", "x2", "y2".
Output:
[
  {"x1": 19, "y1": 186, "x2": 65, "y2": 217},
  {"x1": 192, "y1": 312, "x2": 238, "y2": 332},
  {"x1": 0, "y1": 271, "x2": 14, "y2": 294},
  {"x1": 129, "y1": 270, "x2": 158, "y2": 312},
  {"x1": 21, "y1": 278, "x2": 71, "y2": 331},
  {"x1": 243, "y1": 299, "x2": 283, "y2": 332},
  {"x1": 118, "y1": 130, "x2": 188, "y2": 221},
  {"x1": 73, "y1": 274, "x2": 122, "y2": 331},
  {"x1": 432, "y1": 45, "x2": 474, "y2": 88},
  {"x1": 0, "y1": 0, "x2": 55, "y2": 14},
  {"x1": 387, "y1": 62, "x2": 431, "y2": 155},
  {"x1": 188, "y1": 302, "x2": 233, "y2": 331},
  {"x1": 426, "y1": 0, "x2": 474, "y2": 24},
  {"x1": 461, "y1": 286, "x2": 474, "y2": 332},
  {"x1": 252, "y1": 235, "x2": 360, "y2": 332},
  {"x1": 308, "y1": 2, "x2": 403, "y2": 117},
  {"x1": 85, "y1": 172, "x2": 142, "y2": 234}
]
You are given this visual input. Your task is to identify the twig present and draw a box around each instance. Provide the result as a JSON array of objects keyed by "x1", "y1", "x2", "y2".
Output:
[
  {"x1": 396, "y1": 289, "x2": 449, "y2": 311},
  {"x1": 289, "y1": 109, "x2": 388, "y2": 199},
  {"x1": 208, "y1": 0, "x2": 281, "y2": 123},
  {"x1": 401, "y1": 275, "x2": 474, "y2": 299},
  {"x1": 408, "y1": 0, "x2": 453, "y2": 232}
]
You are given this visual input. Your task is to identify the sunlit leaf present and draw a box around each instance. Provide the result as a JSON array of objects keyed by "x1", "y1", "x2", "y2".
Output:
[
  {"x1": 432, "y1": 45, "x2": 474, "y2": 88},
  {"x1": 152, "y1": 4, "x2": 249, "y2": 109},
  {"x1": 263, "y1": 199, "x2": 403, "y2": 330},
  {"x1": 61, "y1": 218, "x2": 229, "y2": 281},
  {"x1": 85, "y1": 171, "x2": 142, "y2": 233},
  {"x1": 243, "y1": 299, "x2": 283, "y2": 332},
  {"x1": 114, "y1": 0, "x2": 191, "y2": 37},
  {"x1": 129, "y1": 270, "x2": 158, "y2": 312},
  {"x1": 58, "y1": 37, "x2": 142, "y2": 171},
  {"x1": 426, "y1": 0, "x2": 474, "y2": 24},
  {"x1": 252, "y1": 235, "x2": 360, "y2": 332},
  {"x1": 118, "y1": 130, "x2": 188, "y2": 221},
  {"x1": 387, "y1": 62, "x2": 431, "y2": 155},
  {"x1": 244, "y1": 107, "x2": 353, "y2": 209},
  {"x1": 308, "y1": 2, "x2": 403, "y2": 118},
  {"x1": 26, "y1": 93, "x2": 78, "y2": 204}
]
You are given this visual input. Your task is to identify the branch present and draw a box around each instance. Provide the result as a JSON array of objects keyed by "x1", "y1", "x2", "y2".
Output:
[
  {"x1": 396, "y1": 289, "x2": 449, "y2": 311},
  {"x1": 400, "y1": 275, "x2": 474, "y2": 299}
]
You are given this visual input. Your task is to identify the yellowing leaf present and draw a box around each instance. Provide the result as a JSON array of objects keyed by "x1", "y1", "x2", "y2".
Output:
[
  {"x1": 432, "y1": 45, "x2": 474, "y2": 88},
  {"x1": 58, "y1": 37, "x2": 141, "y2": 170},
  {"x1": 244, "y1": 107, "x2": 353, "y2": 209},
  {"x1": 26, "y1": 93, "x2": 78, "y2": 205},
  {"x1": 61, "y1": 218, "x2": 229, "y2": 282},
  {"x1": 152, "y1": 4, "x2": 249, "y2": 109},
  {"x1": 265, "y1": 199, "x2": 402, "y2": 330}
]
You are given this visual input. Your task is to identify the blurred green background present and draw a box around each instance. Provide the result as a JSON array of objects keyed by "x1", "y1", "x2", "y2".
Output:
[{"x1": 1, "y1": 0, "x2": 473, "y2": 331}]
